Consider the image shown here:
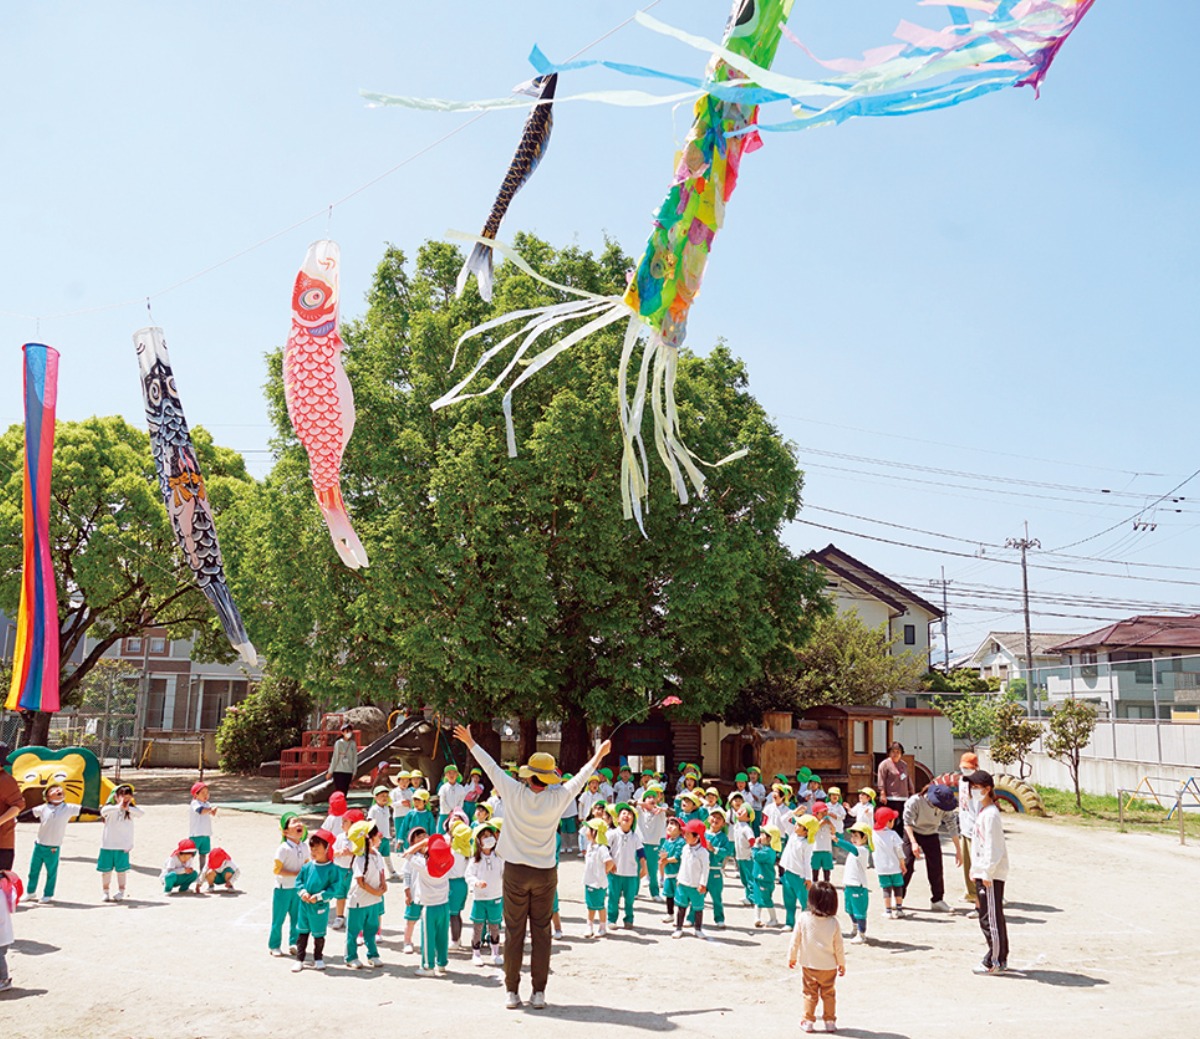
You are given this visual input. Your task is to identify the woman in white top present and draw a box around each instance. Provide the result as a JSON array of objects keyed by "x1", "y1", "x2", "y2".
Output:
[{"x1": 965, "y1": 770, "x2": 1009, "y2": 975}]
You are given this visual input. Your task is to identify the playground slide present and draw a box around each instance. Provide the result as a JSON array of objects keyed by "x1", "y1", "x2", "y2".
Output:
[{"x1": 272, "y1": 716, "x2": 461, "y2": 806}]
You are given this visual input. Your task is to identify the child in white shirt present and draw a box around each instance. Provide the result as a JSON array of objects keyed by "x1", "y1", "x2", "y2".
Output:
[
  {"x1": 466, "y1": 822, "x2": 504, "y2": 963},
  {"x1": 871, "y1": 807, "x2": 907, "y2": 917},
  {"x1": 98, "y1": 784, "x2": 143, "y2": 901},
  {"x1": 581, "y1": 819, "x2": 614, "y2": 937},
  {"x1": 0, "y1": 869, "x2": 19, "y2": 992},
  {"x1": 188, "y1": 781, "x2": 218, "y2": 873},
  {"x1": 368, "y1": 786, "x2": 398, "y2": 879},
  {"x1": 28, "y1": 783, "x2": 80, "y2": 903},
  {"x1": 345, "y1": 821, "x2": 387, "y2": 969}
]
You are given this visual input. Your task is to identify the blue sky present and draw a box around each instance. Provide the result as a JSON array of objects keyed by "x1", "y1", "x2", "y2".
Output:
[{"x1": 2, "y1": 2, "x2": 1197, "y2": 659}]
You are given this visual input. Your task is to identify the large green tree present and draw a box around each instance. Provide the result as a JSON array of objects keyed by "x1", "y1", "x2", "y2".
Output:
[
  {"x1": 236, "y1": 235, "x2": 828, "y2": 768},
  {"x1": 0, "y1": 415, "x2": 254, "y2": 745}
]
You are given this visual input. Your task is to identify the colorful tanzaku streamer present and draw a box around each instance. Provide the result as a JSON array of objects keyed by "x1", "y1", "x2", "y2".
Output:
[
  {"x1": 366, "y1": 0, "x2": 1094, "y2": 526},
  {"x1": 6, "y1": 344, "x2": 61, "y2": 713}
]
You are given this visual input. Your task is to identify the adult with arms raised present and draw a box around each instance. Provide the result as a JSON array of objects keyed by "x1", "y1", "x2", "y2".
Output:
[{"x1": 454, "y1": 724, "x2": 611, "y2": 1012}]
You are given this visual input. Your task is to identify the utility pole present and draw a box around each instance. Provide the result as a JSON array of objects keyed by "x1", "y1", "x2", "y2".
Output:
[
  {"x1": 1006, "y1": 522, "x2": 1041, "y2": 718},
  {"x1": 940, "y1": 565, "x2": 951, "y2": 670}
]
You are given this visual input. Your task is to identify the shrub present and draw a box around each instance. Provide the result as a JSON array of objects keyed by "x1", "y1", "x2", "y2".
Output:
[{"x1": 215, "y1": 674, "x2": 313, "y2": 774}]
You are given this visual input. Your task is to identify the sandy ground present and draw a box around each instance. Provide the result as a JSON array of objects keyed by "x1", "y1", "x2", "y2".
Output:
[{"x1": 4, "y1": 775, "x2": 1200, "y2": 1039}]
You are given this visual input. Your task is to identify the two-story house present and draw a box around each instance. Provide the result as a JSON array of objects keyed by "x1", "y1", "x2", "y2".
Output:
[
  {"x1": 969, "y1": 631, "x2": 1078, "y2": 687},
  {"x1": 1048, "y1": 615, "x2": 1200, "y2": 720}
]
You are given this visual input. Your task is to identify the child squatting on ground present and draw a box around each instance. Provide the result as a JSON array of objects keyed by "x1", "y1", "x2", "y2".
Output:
[{"x1": 788, "y1": 880, "x2": 846, "y2": 1033}]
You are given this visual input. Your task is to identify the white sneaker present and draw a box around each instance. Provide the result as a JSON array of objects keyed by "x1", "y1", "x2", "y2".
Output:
[
  {"x1": 289, "y1": 945, "x2": 298, "y2": 956},
  {"x1": 930, "y1": 900, "x2": 952, "y2": 913},
  {"x1": 552, "y1": 929, "x2": 564, "y2": 940},
  {"x1": 492, "y1": 951, "x2": 503, "y2": 965},
  {"x1": 206, "y1": 883, "x2": 215, "y2": 892},
  {"x1": 403, "y1": 943, "x2": 415, "y2": 954},
  {"x1": 850, "y1": 933, "x2": 866, "y2": 944},
  {"x1": 435, "y1": 965, "x2": 447, "y2": 976},
  {"x1": 506, "y1": 991, "x2": 522, "y2": 1010},
  {"x1": 472, "y1": 950, "x2": 484, "y2": 966},
  {"x1": 269, "y1": 948, "x2": 285, "y2": 958},
  {"x1": 37, "y1": 896, "x2": 51, "y2": 905},
  {"x1": 26, "y1": 895, "x2": 39, "y2": 904},
  {"x1": 291, "y1": 961, "x2": 306, "y2": 973},
  {"x1": 0, "y1": 978, "x2": 11, "y2": 992},
  {"x1": 346, "y1": 959, "x2": 364, "y2": 970},
  {"x1": 330, "y1": 916, "x2": 346, "y2": 930},
  {"x1": 113, "y1": 891, "x2": 125, "y2": 902},
  {"x1": 368, "y1": 957, "x2": 383, "y2": 968},
  {"x1": 415, "y1": 966, "x2": 437, "y2": 978},
  {"x1": 530, "y1": 991, "x2": 547, "y2": 1010},
  {"x1": 313, "y1": 959, "x2": 326, "y2": 971},
  {"x1": 694, "y1": 929, "x2": 710, "y2": 941},
  {"x1": 893, "y1": 907, "x2": 905, "y2": 918},
  {"x1": 671, "y1": 929, "x2": 684, "y2": 939}
]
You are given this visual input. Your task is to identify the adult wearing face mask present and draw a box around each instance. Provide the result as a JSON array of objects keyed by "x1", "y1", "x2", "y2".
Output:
[
  {"x1": 454, "y1": 724, "x2": 610, "y2": 1013},
  {"x1": 326, "y1": 724, "x2": 359, "y2": 796},
  {"x1": 901, "y1": 782, "x2": 961, "y2": 912},
  {"x1": 964, "y1": 770, "x2": 1009, "y2": 974},
  {"x1": 955, "y1": 752, "x2": 981, "y2": 902}
]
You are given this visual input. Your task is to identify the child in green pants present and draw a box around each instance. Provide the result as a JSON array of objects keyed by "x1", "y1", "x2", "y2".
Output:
[
  {"x1": 293, "y1": 829, "x2": 338, "y2": 971},
  {"x1": 28, "y1": 784, "x2": 79, "y2": 903},
  {"x1": 345, "y1": 821, "x2": 387, "y2": 968}
]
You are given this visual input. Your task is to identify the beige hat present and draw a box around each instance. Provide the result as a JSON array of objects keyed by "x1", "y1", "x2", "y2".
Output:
[{"x1": 518, "y1": 752, "x2": 562, "y2": 785}]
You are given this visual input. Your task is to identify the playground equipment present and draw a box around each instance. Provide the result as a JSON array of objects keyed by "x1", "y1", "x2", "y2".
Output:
[
  {"x1": 1117, "y1": 776, "x2": 1198, "y2": 844},
  {"x1": 5, "y1": 745, "x2": 114, "y2": 820},
  {"x1": 993, "y1": 774, "x2": 1048, "y2": 816},
  {"x1": 273, "y1": 713, "x2": 460, "y2": 805}
]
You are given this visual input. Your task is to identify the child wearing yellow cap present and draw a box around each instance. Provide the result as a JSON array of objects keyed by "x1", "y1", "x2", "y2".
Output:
[
  {"x1": 782, "y1": 814, "x2": 818, "y2": 928},
  {"x1": 582, "y1": 819, "x2": 614, "y2": 937},
  {"x1": 837, "y1": 823, "x2": 874, "y2": 944},
  {"x1": 447, "y1": 816, "x2": 473, "y2": 950},
  {"x1": 752, "y1": 827, "x2": 782, "y2": 927},
  {"x1": 345, "y1": 821, "x2": 387, "y2": 969}
]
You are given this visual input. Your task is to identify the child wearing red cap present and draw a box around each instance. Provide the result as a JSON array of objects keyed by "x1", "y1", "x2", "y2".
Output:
[
  {"x1": 293, "y1": 829, "x2": 338, "y2": 971},
  {"x1": 403, "y1": 833, "x2": 453, "y2": 976},
  {"x1": 672, "y1": 820, "x2": 711, "y2": 940},
  {"x1": 322, "y1": 791, "x2": 348, "y2": 837},
  {"x1": 203, "y1": 848, "x2": 240, "y2": 892},
  {"x1": 872, "y1": 808, "x2": 908, "y2": 918},
  {"x1": 188, "y1": 781, "x2": 218, "y2": 875},
  {"x1": 330, "y1": 808, "x2": 365, "y2": 931},
  {"x1": 161, "y1": 839, "x2": 200, "y2": 894}
]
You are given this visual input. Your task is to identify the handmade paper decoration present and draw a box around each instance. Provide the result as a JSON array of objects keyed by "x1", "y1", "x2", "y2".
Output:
[
  {"x1": 134, "y1": 327, "x2": 257, "y2": 665},
  {"x1": 368, "y1": 0, "x2": 1094, "y2": 526},
  {"x1": 283, "y1": 240, "x2": 369, "y2": 569},
  {"x1": 6, "y1": 344, "x2": 61, "y2": 713},
  {"x1": 457, "y1": 73, "x2": 558, "y2": 302}
]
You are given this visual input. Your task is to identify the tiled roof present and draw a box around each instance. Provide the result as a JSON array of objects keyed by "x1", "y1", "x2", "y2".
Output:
[
  {"x1": 1049, "y1": 615, "x2": 1200, "y2": 653},
  {"x1": 985, "y1": 632, "x2": 1079, "y2": 658}
]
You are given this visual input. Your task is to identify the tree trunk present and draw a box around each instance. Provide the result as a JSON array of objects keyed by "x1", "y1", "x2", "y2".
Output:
[
  {"x1": 559, "y1": 713, "x2": 591, "y2": 775},
  {"x1": 21, "y1": 710, "x2": 51, "y2": 748},
  {"x1": 470, "y1": 715, "x2": 501, "y2": 772},
  {"x1": 1072, "y1": 754, "x2": 1082, "y2": 809},
  {"x1": 518, "y1": 717, "x2": 539, "y2": 768}
]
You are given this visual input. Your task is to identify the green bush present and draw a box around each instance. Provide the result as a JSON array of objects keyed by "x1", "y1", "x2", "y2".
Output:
[{"x1": 215, "y1": 674, "x2": 313, "y2": 774}]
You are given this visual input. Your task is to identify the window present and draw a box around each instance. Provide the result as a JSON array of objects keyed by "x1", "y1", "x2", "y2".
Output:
[
  {"x1": 149, "y1": 637, "x2": 167, "y2": 654},
  {"x1": 853, "y1": 721, "x2": 867, "y2": 754},
  {"x1": 905, "y1": 696, "x2": 918, "y2": 709},
  {"x1": 126, "y1": 638, "x2": 142, "y2": 655},
  {"x1": 903, "y1": 624, "x2": 916, "y2": 646}
]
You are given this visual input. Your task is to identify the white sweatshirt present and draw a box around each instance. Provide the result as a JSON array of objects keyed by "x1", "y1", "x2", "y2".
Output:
[
  {"x1": 780, "y1": 833, "x2": 812, "y2": 877},
  {"x1": 160, "y1": 852, "x2": 197, "y2": 879},
  {"x1": 842, "y1": 842, "x2": 869, "y2": 888},
  {"x1": 465, "y1": 852, "x2": 505, "y2": 900},
  {"x1": 638, "y1": 803, "x2": 668, "y2": 844},
  {"x1": 468, "y1": 744, "x2": 596, "y2": 870},
  {"x1": 970, "y1": 804, "x2": 1009, "y2": 882},
  {"x1": 368, "y1": 802, "x2": 394, "y2": 840},
  {"x1": 273, "y1": 839, "x2": 310, "y2": 888},
  {"x1": 676, "y1": 843, "x2": 710, "y2": 889},
  {"x1": 410, "y1": 853, "x2": 449, "y2": 907},
  {"x1": 33, "y1": 801, "x2": 80, "y2": 846},
  {"x1": 100, "y1": 803, "x2": 143, "y2": 851},
  {"x1": 873, "y1": 828, "x2": 905, "y2": 876},
  {"x1": 189, "y1": 799, "x2": 214, "y2": 837},
  {"x1": 582, "y1": 843, "x2": 612, "y2": 889},
  {"x1": 732, "y1": 821, "x2": 754, "y2": 861},
  {"x1": 348, "y1": 851, "x2": 386, "y2": 909},
  {"x1": 438, "y1": 782, "x2": 466, "y2": 815}
]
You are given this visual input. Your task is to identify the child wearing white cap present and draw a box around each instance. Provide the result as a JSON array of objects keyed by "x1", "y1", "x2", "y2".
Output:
[{"x1": 368, "y1": 785, "x2": 399, "y2": 879}]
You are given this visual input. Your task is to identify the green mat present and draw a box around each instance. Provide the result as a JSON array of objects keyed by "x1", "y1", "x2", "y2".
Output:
[{"x1": 215, "y1": 795, "x2": 373, "y2": 817}]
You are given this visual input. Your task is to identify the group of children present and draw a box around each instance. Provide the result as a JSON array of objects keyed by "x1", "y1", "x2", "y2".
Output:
[{"x1": 1, "y1": 754, "x2": 1008, "y2": 1031}]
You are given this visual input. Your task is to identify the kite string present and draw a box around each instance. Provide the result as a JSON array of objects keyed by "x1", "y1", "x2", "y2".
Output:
[{"x1": 10, "y1": 0, "x2": 668, "y2": 329}]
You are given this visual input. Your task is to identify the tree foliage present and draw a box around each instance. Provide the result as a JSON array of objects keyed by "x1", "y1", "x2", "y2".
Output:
[
  {"x1": 234, "y1": 235, "x2": 828, "y2": 768},
  {"x1": 215, "y1": 673, "x2": 313, "y2": 773},
  {"x1": 0, "y1": 416, "x2": 255, "y2": 742},
  {"x1": 728, "y1": 610, "x2": 924, "y2": 723},
  {"x1": 931, "y1": 692, "x2": 1003, "y2": 750},
  {"x1": 1045, "y1": 698, "x2": 1098, "y2": 808},
  {"x1": 989, "y1": 699, "x2": 1040, "y2": 779},
  {"x1": 923, "y1": 668, "x2": 1001, "y2": 694}
]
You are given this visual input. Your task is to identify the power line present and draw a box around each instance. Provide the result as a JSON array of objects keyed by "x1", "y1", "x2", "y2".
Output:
[{"x1": 1046, "y1": 468, "x2": 1200, "y2": 553}]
